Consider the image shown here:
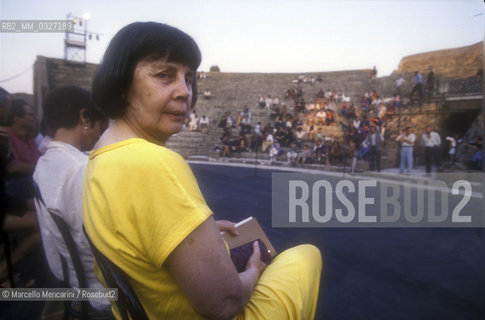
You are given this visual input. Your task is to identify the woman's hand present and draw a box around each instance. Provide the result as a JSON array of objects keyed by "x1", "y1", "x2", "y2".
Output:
[
  {"x1": 245, "y1": 241, "x2": 267, "y2": 276},
  {"x1": 215, "y1": 220, "x2": 238, "y2": 236}
]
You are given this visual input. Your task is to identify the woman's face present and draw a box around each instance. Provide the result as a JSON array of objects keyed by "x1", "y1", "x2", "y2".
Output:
[{"x1": 124, "y1": 59, "x2": 194, "y2": 144}]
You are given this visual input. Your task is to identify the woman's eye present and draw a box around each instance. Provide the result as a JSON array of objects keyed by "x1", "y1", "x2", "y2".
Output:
[{"x1": 156, "y1": 72, "x2": 171, "y2": 79}]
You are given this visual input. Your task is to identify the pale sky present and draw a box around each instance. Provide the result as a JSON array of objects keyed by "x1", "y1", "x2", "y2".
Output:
[{"x1": 1, "y1": 0, "x2": 484, "y2": 94}]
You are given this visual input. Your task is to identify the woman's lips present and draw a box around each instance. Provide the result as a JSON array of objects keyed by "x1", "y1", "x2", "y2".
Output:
[{"x1": 166, "y1": 111, "x2": 185, "y2": 121}]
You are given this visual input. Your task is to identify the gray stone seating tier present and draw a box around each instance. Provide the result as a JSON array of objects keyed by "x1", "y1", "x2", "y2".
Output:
[{"x1": 166, "y1": 70, "x2": 375, "y2": 158}]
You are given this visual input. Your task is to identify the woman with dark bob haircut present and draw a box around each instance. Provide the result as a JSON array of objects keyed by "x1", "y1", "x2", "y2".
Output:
[{"x1": 84, "y1": 21, "x2": 322, "y2": 320}]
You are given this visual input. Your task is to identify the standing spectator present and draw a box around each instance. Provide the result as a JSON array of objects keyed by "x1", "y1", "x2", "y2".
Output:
[
  {"x1": 365, "y1": 126, "x2": 384, "y2": 172},
  {"x1": 396, "y1": 127, "x2": 416, "y2": 174},
  {"x1": 426, "y1": 66, "x2": 435, "y2": 100},
  {"x1": 446, "y1": 134, "x2": 458, "y2": 167},
  {"x1": 410, "y1": 71, "x2": 424, "y2": 102},
  {"x1": 395, "y1": 77, "x2": 406, "y2": 98},
  {"x1": 265, "y1": 95, "x2": 273, "y2": 111},
  {"x1": 348, "y1": 141, "x2": 358, "y2": 174},
  {"x1": 421, "y1": 125, "x2": 442, "y2": 174}
]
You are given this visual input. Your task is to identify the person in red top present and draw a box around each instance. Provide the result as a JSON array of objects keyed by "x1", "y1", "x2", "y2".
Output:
[{"x1": 6, "y1": 99, "x2": 41, "y2": 210}]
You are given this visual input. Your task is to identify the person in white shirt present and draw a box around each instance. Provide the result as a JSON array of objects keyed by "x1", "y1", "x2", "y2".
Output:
[
  {"x1": 421, "y1": 125, "x2": 442, "y2": 174},
  {"x1": 199, "y1": 115, "x2": 210, "y2": 133},
  {"x1": 189, "y1": 111, "x2": 199, "y2": 131},
  {"x1": 33, "y1": 86, "x2": 110, "y2": 311},
  {"x1": 261, "y1": 133, "x2": 274, "y2": 152},
  {"x1": 396, "y1": 126, "x2": 416, "y2": 174}
]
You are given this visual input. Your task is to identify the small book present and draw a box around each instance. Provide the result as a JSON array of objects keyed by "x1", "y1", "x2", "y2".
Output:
[{"x1": 221, "y1": 217, "x2": 277, "y2": 272}]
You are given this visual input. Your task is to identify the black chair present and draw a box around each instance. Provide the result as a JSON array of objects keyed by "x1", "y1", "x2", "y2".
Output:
[
  {"x1": 0, "y1": 229, "x2": 15, "y2": 288},
  {"x1": 83, "y1": 227, "x2": 149, "y2": 320},
  {"x1": 32, "y1": 182, "x2": 112, "y2": 320}
]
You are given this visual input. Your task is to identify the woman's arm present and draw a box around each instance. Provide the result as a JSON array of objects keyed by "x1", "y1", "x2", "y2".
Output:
[{"x1": 165, "y1": 216, "x2": 266, "y2": 320}]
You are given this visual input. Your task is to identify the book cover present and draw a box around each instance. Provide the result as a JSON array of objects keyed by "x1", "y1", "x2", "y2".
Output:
[{"x1": 221, "y1": 217, "x2": 277, "y2": 271}]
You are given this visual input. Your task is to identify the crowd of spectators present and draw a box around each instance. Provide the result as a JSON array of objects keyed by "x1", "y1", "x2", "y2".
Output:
[{"x1": 213, "y1": 72, "x2": 482, "y2": 173}]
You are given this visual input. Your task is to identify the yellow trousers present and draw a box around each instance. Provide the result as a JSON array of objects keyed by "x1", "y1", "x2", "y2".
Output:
[{"x1": 236, "y1": 244, "x2": 323, "y2": 320}]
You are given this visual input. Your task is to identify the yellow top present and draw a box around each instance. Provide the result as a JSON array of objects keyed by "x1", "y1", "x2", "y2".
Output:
[{"x1": 83, "y1": 138, "x2": 212, "y2": 319}]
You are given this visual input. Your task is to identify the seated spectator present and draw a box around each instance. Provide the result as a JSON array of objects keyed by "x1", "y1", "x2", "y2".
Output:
[
  {"x1": 285, "y1": 114, "x2": 293, "y2": 129},
  {"x1": 270, "y1": 105, "x2": 280, "y2": 120},
  {"x1": 313, "y1": 139, "x2": 325, "y2": 163},
  {"x1": 189, "y1": 111, "x2": 199, "y2": 131},
  {"x1": 258, "y1": 96, "x2": 266, "y2": 108},
  {"x1": 274, "y1": 127, "x2": 285, "y2": 145},
  {"x1": 316, "y1": 110, "x2": 326, "y2": 125},
  {"x1": 85, "y1": 22, "x2": 322, "y2": 319},
  {"x1": 261, "y1": 132, "x2": 274, "y2": 152},
  {"x1": 240, "y1": 115, "x2": 251, "y2": 134},
  {"x1": 218, "y1": 112, "x2": 228, "y2": 128},
  {"x1": 330, "y1": 140, "x2": 343, "y2": 164},
  {"x1": 203, "y1": 89, "x2": 212, "y2": 99},
  {"x1": 269, "y1": 141, "x2": 281, "y2": 164},
  {"x1": 0, "y1": 88, "x2": 40, "y2": 288},
  {"x1": 307, "y1": 126, "x2": 316, "y2": 143},
  {"x1": 225, "y1": 112, "x2": 234, "y2": 128},
  {"x1": 295, "y1": 127, "x2": 305, "y2": 148},
  {"x1": 33, "y1": 86, "x2": 110, "y2": 311},
  {"x1": 325, "y1": 109, "x2": 334, "y2": 125},
  {"x1": 254, "y1": 122, "x2": 261, "y2": 135},
  {"x1": 306, "y1": 111, "x2": 315, "y2": 126},
  {"x1": 378, "y1": 104, "x2": 387, "y2": 120},
  {"x1": 262, "y1": 123, "x2": 273, "y2": 136},
  {"x1": 274, "y1": 116, "x2": 285, "y2": 131},
  {"x1": 199, "y1": 115, "x2": 210, "y2": 133},
  {"x1": 248, "y1": 133, "x2": 262, "y2": 152},
  {"x1": 287, "y1": 144, "x2": 299, "y2": 166},
  {"x1": 315, "y1": 127, "x2": 323, "y2": 141},
  {"x1": 6, "y1": 99, "x2": 41, "y2": 210},
  {"x1": 35, "y1": 120, "x2": 54, "y2": 155},
  {"x1": 297, "y1": 145, "x2": 311, "y2": 164},
  {"x1": 283, "y1": 127, "x2": 294, "y2": 147},
  {"x1": 468, "y1": 135, "x2": 483, "y2": 170}
]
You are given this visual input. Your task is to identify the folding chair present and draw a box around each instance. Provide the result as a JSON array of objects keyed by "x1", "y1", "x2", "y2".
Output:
[
  {"x1": 83, "y1": 227, "x2": 149, "y2": 320},
  {"x1": 33, "y1": 182, "x2": 112, "y2": 320}
]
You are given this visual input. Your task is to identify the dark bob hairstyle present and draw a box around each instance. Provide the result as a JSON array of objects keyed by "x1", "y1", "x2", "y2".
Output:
[
  {"x1": 43, "y1": 86, "x2": 106, "y2": 132},
  {"x1": 92, "y1": 22, "x2": 202, "y2": 118}
]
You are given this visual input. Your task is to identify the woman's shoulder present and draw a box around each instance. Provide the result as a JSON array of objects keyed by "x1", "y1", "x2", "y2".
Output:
[{"x1": 91, "y1": 138, "x2": 185, "y2": 167}]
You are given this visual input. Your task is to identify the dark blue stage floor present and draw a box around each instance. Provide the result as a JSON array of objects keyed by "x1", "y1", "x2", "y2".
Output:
[
  {"x1": 191, "y1": 163, "x2": 485, "y2": 320},
  {"x1": 1, "y1": 163, "x2": 484, "y2": 319}
]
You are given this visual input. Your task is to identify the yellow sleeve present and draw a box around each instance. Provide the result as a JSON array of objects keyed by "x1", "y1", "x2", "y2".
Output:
[{"x1": 128, "y1": 143, "x2": 213, "y2": 267}]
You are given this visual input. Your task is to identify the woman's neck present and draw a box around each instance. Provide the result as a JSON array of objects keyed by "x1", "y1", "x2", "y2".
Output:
[{"x1": 95, "y1": 119, "x2": 167, "y2": 149}]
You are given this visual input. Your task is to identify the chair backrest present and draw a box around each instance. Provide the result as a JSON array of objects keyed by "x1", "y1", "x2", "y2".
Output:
[
  {"x1": 32, "y1": 182, "x2": 90, "y2": 320},
  {"x1": 83, "y1": 227, "x2": 149, "y2": 320}
]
